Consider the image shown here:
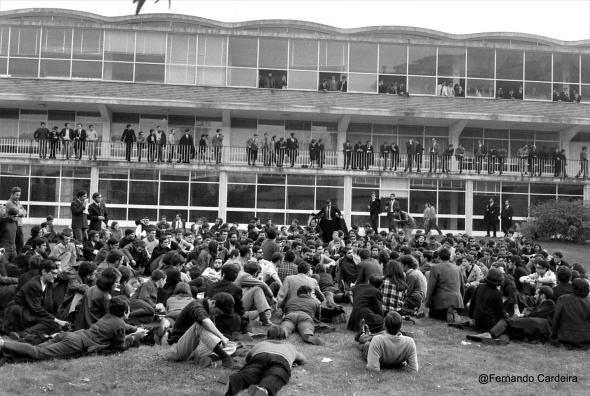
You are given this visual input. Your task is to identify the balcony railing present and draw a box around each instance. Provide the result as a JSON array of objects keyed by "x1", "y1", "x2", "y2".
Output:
[{"x1": 1, "y1": 139, "x2": 587, "y2": 179}]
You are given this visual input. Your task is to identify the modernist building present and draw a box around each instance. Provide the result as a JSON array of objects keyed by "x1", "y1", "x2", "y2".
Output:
[{"x1": 0, "y1": 8, "x2": 589, "y2": 233}]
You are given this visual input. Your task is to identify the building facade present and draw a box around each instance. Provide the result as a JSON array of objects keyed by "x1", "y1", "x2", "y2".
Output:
[{"x1": 0, "y1": 9, "x2": 589, "y2": 233}]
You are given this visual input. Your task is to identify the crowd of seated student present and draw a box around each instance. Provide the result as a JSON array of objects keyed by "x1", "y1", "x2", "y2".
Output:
[{"x1": 1, "y1": 202, "x2": 590, "y2": 393}]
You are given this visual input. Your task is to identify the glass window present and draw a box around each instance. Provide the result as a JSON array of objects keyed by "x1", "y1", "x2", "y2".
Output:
[
  {"x1": 10, "y1": 27, "x2": 40, "y2": 57},
  {"x1": 259, "y1": 38, "x2": 287, "y2": 69},
  {"x1": 286, "y1": 187, "x2": 314, "y2": 208},
  {"x1": 167, "y1": 34, "x2": 197, "y2": 65},
  {"x1": 530, "y1": 184, "x2": 556, "y2": 195},
  {"x1": 379, "y1": 44, "x2": 407, "y2": 75},
  {"x1": 189, "y1": 210, "x2": 218, "y2": 222},
  {"x1": 166, "y1": 64, "x2": 195, "y2": 85},
  {"x1": 160, "y1": 182, "x2": 188, "y2": 206},
  {"x1": 582, "y1": 55, "x2": 590, "y2": 84},
  {"x1": 290, "y1": 39, "x2": 317, "y2": 70},
  {"x1": 228, "y1": 68, "x2": 256, "y2": 87},
  {"x1": 0, "y1": 58, "x2": 6, "y2": 75},
  {"x1": 8, "y1": 59, "x2": 39, "y2": 77},
  {"x1": 319, "y1": 41, "x2": 347, "y2": 72},
  {"x1": 129, "y1": 181, "x2": 158, "y2": 205},
  {"x1": 525, "y1": 82, "x2": 551, "y2": 100},
  {"x1": 60, "y1": 178, "x2": 91, "y2": 204},
  {"x1": 40, "y1": 59, "x2": 70, "y2": 78},
  {"x1": 496, "y1": 49, "x2": 523, "y2": 80},
  {"x1": 197, "y1": 36, "x2": 227, "y2": 66},
  {"x1": 197, "y1": 67, "x2": 226, "y2": 86},
  {"x1": 0, "y1": 27, "x2": 9, "y2": 56},
  {"x1": 128, "y1": 208, "x2": 157, "y2": 221},
  {"x1": 409, "y1": 190, "x2": 436, "y2": 213},
  {"x1": 257, "y1": 211, "x2": 285, "y2": 225},
  {"x1": 41, "y1": 28, "x2": 72, "y2": 59},
  {"x1": 98, "y1": 179, "x2": 128, "y2": 204},
  {"x1": 525, "y1": 51, "x2": 551, "y2": 82},
  {"x1": 288, "y1": 70, "x2": 317, "y2": 90},
  {"x1": 29, "y1": 205, "x2": 58, "y2": 218},
  {"x1": 104, "y1": 31, "x2": 135, "y2": 62},
  {"x1": 315, "y1": 187, "x2": 344, "y2": 210},
  {"x1": 30, "y1": 178, "x2": 58, "y2": 202},
  {"x1": 438, "y1": 47, "x2": 465, "y2": 77},
  {"x1": 408, "y1": 46, "x2": 436, "y2": 76},
  {"x1": 467, "y1": 48, "x2": 494, "y2": 79},
  {"x1": 351, "y1": 188, "x2": 372, "y2": 211},
  {"x1": 349, "y1": 43, "x2": 377, "y2": 73},
  {"x1": 228, "y1": 37, "x2": 257, "y2": 67},
  {"x1": 500, "y1": 194, "x2": 528, "y2": 217},
  {"x1": 72, "y1": 61, "x2": 102, "y2": 79},
  {"x1": 228, "y1": 184, "x2": 255, "y2": 208},
  {"x1": 438, "y1": 191, "x2": 465, "y2": 215},
  {"x1": 0, "y1": 177, "x2": 29, "y2": 200},
  {"x1": 496, "y1": 81, "x2": 523, "y2": 99},
  {"x1": 136, "y1": 32, "x2": 166, "y2": 63},
  {"x1": 408, "y1": 76, "x2": 436, "y2": 95},
  {"x1": 553, "y1": 53, "x2": 578, "y2": 83},
  {"x1": 558, "y1": 185, "x2": 583, "y2": 195},
  {"x1": 257, "y1": 186, "x2": 285, "y2": 209},
  {"x1": 348, "y1": 73, "x2": 377, "y2": 93},
  {"x1": 190, "y1": 183, "x2": 218, "y2": 206},
  {"x1": 135, "y1": 63, "x2": 165, "y2": 83},
  {"x1": 73, "y1": 28, "x2": 103, "y2": 60},
  {"x1": 466, "y1": 79, "x2": 494, "y2": 97},
  {"x1": 103, "y1": 62, "x2": 133, "y2": 81}
]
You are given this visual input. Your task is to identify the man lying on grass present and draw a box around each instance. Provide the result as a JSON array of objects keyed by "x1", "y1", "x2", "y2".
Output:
[{"x1": 0, "y1": 296, "x2": 147, "y2": 362}]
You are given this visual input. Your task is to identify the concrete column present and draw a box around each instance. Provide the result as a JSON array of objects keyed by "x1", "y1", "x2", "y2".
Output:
[
  {"x1": 222, "y1": 109, "x2": 231, "y2": 146},
  {"x1": 343, "y1": 174, "x2": 352, "y2": 229},
  {"x1": 337, "y1": 115, "x2": 351, "y2": 168},
  {"x1": 218, "y1": 170, "x2": 228, "y2": 222},
  {"x1": 559, "y1": 125, "x2": 582, "y2": 157},
  {"x1": 98, "y1": 104, "x2": 112, "y2": 158},
  {"x1": 448, "y1": 120, "x2": 467, "y2": 148},
  {"x1": 465, "y1": 179, "x2": 474, "y2": 234},
  {"x1": 90, "y1": 166, "x2": 100, "y2": 196}
]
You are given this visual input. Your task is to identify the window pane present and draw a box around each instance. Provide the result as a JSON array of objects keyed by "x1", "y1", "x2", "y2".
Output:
[
  {"x1": 288, "y1": 70, "x2": 317, "y2": 90},
  {"x1": 166, "y1": 64, "x2": 195, "y2": 84},
  {"x1": 530, "y1": 184, "x2": 556, "y2": 194},
  {"x1": 379, "y1": 44, "x2": 407, "y2": 74},
  {"x1": 190, "y1": 183, "x2": 218, "y2": 206},
  {"x1": 408, "y1": 46, "x2": 436, "y2": 75},
  {"x1": 29, "y1": 205, "x2": 58, "y2": 218},
  {"x1": 103, "y1": 62, "x2": 133, "y2": 81},
  {"x1": 30, "y1": 178, "x2": 58, "y2": 202},
  {"x1": 0, "y1": 58, "x2": 6, "y2": 75},
  {"x1": 350, "y1": 43, "x2": 377, "y2": 73},
  {"x1": 286, "y1": 186, "x2": 314, "y2": 210},
  {"x1": 496, "y1": 49, "x2": 523, "y2": 80},
  {"x1": 136, "y1": 32, "x2": 166, "y2": 63},
  {"x1": 258, "y1": 211, "x2": 285, "y2": 225},
  {"x1": 167, "y1": 34, "x2": 197, "y2": 65},
  {"x1": 98, "y1": 179, "x2": 128, "y2": 205},
  {"x1": 40, "y1": 59, "x2": 70, "y2": 78},
  {"x1": 438, "y1": 47, "x2": 465, "y2": 77},
  {"x1": 197, "y1": 66, "x2": 225, "y2": 86},
  {"x1": 0, "y1": 177, "x2": 29, "y2": 200},
  {"x1": 525, "y1": 51, "x2": 551, "y2": 81},
  {"x1": 128, "y1": 208, "x2": 157, "y2": 222},
  {"x1": 409, "y1": 190, "x2": 436, "y2": 213},
  {"x1": 197, "y1": 36, "x2": 227, "y2": 66},
  {"x1": 160, "y1": 182, "x2": 188, "y2": 206},
  {"x1": 438, "y1": 191, "x2": 465, "y2": 215},
  {"x1": 72, "y1": 61, "x2": 102, "y2": 79},
  {"x1": 259, "y1": 38, "x2": 287, "y2": 68},
  {"x1": 0, "y1": 27, "x2": 9, "y2": 56},
  {"x1": 60, "y1": 178, "x2": 91, "y2": 204},
  {"x1": 408, "y1": 76, "x2": 436, "y2": 95},
  {"x1": 10, "y1": 27, "x2": 40, "y2": 57},
  {"x1": 41, "y1": 28, "x2": 72, "y2": 59},
  {"x1": 290, "y1": 39, "x2": 317, "y2": 70},
  {"x1": 128, "y1": 181, "x2": 158, "y2": 205},
  {"x1": 73, "y1": 28, "x2": 103, "y2": 60},
  {"x1": 315, "y1": 187, "x2": 343, "y2": 210},
  {"x1": 135, "y1": 63, "x2": 165, "y2": 83},
  {"x1": 228, "y1": 68, "x2": 256, "y2": 87},
  {"x1": 228, "y1": 37, "x2": 257, "y2": 67},
  {"x1": 582, "y1": 55, "x2": 590, "y2": 84},
  {"x1": 496, "y1": 81, "x2": 522, "y2": 99},
  {"x1": 189, "y1": 210, "x2": 218, "y2": 222},
  {"x1": 467, "y1": 48, "x2": 494, "y2": 78},
  {"x1": 8, "y1": 58, "x2": 39, "y2": 77},
  {"x1": 500, "y1": 194, "x2": 528, "y2": 217},
  {"x1": 104, "y1": 31, "x2": 135, "y2": 61},
  {"x1": 257, "y1": 186, "x2": 285, "y2": 209},
  {"x1": 466, "y1": 79, "x2": 494, "y2": 97},
  {"x1": 228, "y1": 184, "x2": 255, "y2": 208},
  {"x1": 319, "y1": 41, "x2": 347, "y2": 72},
  {"x1": 525, "y1": 82, "x2": 551, "y2": 100},
  {"x1": 553, "y1": 53, "x2": 579, "y2": 83},
  {"x1": 349, "y1": 73, "x2": 377, "y2": 93}
]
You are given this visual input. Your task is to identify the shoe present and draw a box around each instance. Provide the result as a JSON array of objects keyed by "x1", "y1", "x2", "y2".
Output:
[
  {"x1": 248, "y1": 385, "x2": 269, "y2": 396},
  {"x1": 446, "y1": 307, "x2": 458, "y2": 323},
  {"x1": 195, "y1": 356, "x2": 212, "y2": 368},
  {"x1": 466, "y1": 332, "x2": 492, "y2": 342}
]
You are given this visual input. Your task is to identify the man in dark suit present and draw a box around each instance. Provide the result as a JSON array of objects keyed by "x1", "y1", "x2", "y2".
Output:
[
  {"x1": 178, "y1": 129, "x2": 195, "y2": 163},
  {"x1": 500, "y1": 199, "x2": 514, "y2": 236},
  {"x1": 380, "y1": 142, "x2": 390, "y2": 171},
  {"x1": 156, "y1": 126, "x2": 167, "y2": 163},
  {"x1": 286, "y1": 133, "x2": 299, "y2": 167},
  {"x1": 87, "y1": 192, "x2": 109, "y2": 232},
  {"x1": 390, "y1": 142, "x2": 400, "y2": 171},
  {"x1": 74, "y1": 123, "x2": 87, "y2": 160},
  {"x1": 484, "y1": 197, "x2": 499, "y2": 238},
  {"x1": 404, "y1": 138, "x2": 415, "y2": 172},
  {"x1": 415, "y1": 139, "x2": 423, "y2": 172},
  {"x1": 425, "y1": 248, "x2": 464, "y2": 322},
  {"x1": 316, "y1": 200, "x2": 343, "y2": 243},
  {"x1": 385, "y1": 193, "x2": 401, "y2": 233},
  {"x1": 368, "y1": 192, "x2": 381, "y2": 232},
  {"x1": 343, "y1": 140, "x2": 353, "y2": 170},
  {"x1": 121, "y1": 124, "x2": 136, "y2": 162}
]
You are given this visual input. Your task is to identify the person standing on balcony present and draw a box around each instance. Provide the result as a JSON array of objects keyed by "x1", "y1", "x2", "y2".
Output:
[
  {"x1": 496, "y1": 147, "x2": 507, "y2": 175},
  {"x1": 33, "y1": 122, "x2": 49, "y2": 159},
  {"x1": 178, "y1": 129, "x2": 194, "y2": 164},
  {"x1": 136, "y1": 131, "x2": 146, "y2": 162},
  {"x1": 559, "y1": 149, "x2": 568, "y2": 178},
  {"x1": 147, "y1": 129, "x2": 157, "y2": 162},
  {"x1": 61, "y1": 122, "x2": 75, "y2": 160},
  {"x1": 428, "y1": 138, "x2": 440, "y2": 173},
  {"x1": 86, "y1": 125, "x2": 98, "y2": 161},
  {"x1": 121, "y1": 124, "x2": 136, "y2": 162},
  {"x1": 443, "y1": 144, "x2": 454, "y2": 173},
  {"x1": 287, "y1": 132, "x2": 299, "y2": 167},
  {"x1": 211, "y1": 129, "x2": 223, "y2": 164},
  {"x1": 74, "y1": 123, "x2": 87, "y2": 160},
  {"x1": 455, "y1": 143, "x2": 465, "y2": 173},
  {"x1": 318, "y1": 138, "x2": 325, "y2": 168},
  {"x1": 276, "y1": 137, "x2": 286, "y2": 167},
  {"x1": 474, "y1": 140, "x2": 486, "y2": 174},
  {"x1": 167, "y1": 128, "x2": 177, "y2": 163},
  {"x1": 156, "y1": 126, "x2": 167, "y2": 163},
  {"x1": 246, "y1": 133, "x2": 259, "y2": 166},
  {"x1": 528, "y1": 144, "x2": 539, "y2": 177},
  {"x1": 47, "y1": 126, "x2": 59, "y2": 159},
  {"x1": 390, "y1": 141, "x2": 400, "y2": 171},
  {"x1": 415, "y1": 139, "x2": 423, "y2": 173},
  {"x1": 198, "y1": 134, "x2": 209, "y2": 163},
  {"x1": 404, "y1": 138, "x2": 415, "y2": 172},
  {"x1": 517, "y1": 143, "x2": 529, "y2": 175},
  {"x1": 5, "y1": 187, "x2": 27, "y2": 255},
  {"x1": 343, "y1": 139, "x2": 353, "y2": 170},
  {"x1": 380, "y1": 141, "x2": 390, "y2": 171},
  {"x1": 576, "y1": 146, "x2": 588, "y2": 179}
]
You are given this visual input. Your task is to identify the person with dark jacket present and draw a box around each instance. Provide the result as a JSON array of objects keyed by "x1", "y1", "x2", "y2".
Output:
[
  {"x1": 0, "y1": 208, "x2": 19, "y2": 261},
  {"x1": 74, "y1": 267, "x2": 121, "y2": 330},
  {"x1": 71, "y1": 190, "x2": 89, "y2": 243},
  {"x1": 425, "y1": 248, "x2": 464, "y2": 322},
  {"x1": 348, "y1": 274, "x2": 384, "y2": 333},
  {"x1": 356, "y1": 248, "x2": 383, "y2": 285},
  {"x1": 468, "y1": 268, "x2": 506, "y2": 335},
  {"x1": 206, "y1": 263, "x2": 245, "y2": 318},
  {"x1": 483, "y1": 198, "x2": 499, "y2": 238},
  {"x1": 552, "y1": 266, "x2": 573, "y2": 302},
  {"x1": 87, "y1": 192, "x2": 109, "y2": 232},
  {"x1": 178, "y1": 129, "x2": 195, "y2": 163},
  {"x1": 121, "y1": 124, "x2": 136, "y2": 162},
  {"x1": 368, "y1": 192, "x2": 381, "y2": 233},
  {"x1": 551, "y1": 279, "x2": 590, "y2": 347}
]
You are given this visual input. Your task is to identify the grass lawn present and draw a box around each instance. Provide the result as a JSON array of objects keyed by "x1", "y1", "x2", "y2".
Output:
[{"x1": 1, "y1": 241, "x2": 588, "y2": 395}]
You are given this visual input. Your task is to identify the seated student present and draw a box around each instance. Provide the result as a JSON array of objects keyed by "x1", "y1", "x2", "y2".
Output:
[
  {"x1": 551, "y1": 279, "x2": 590, "y2": 348},
  {"x1": 236, "y1": 261, "x2": 275, "y2": 325},
  {"x1": 57, "y1": 261, "x2": 97, "y2": 321},
  {"x1": 129, "y1": 269, "x2": 166, "y2": 324},
  {"x1": 467, "y1": 268, "x2": 507, "y2": 340},
  {"x1": 95, "y1": 250, "x2": 125, "y2": 278},
  {"x1": 312, "y1": 263, "x2": 342, "y2": 308},
  {"x1": 166, "y1": 296, "x2": 235, "y2": 368},
  {"x1": 82, "y1": 231, "x2": 103, "y2": 262},
  {"x1": 399, "y1": 255, "x2": 427, "y2": 316},
  {"x1": 164, "y1": 283, "x2": 194, "y2": 328},
  {"x1": 207, "y1": 263, "x2": 244, "y2": 315},
  {"x1": 467, "y1": 286, "x2": 555, "y2": 343},
  {"x1": 3, "y1": 261, "x2": 68, "y2": 338},
  {"x1": 277, "y1": 262, "x2": 325, "y2": 309},
  {"x1": 279, "y1": 285, "x2": 324, "y2": 346},
  {"x1": 0, "y1": 296, "x2": 147, "y2": 361},
  {"x1": 348, "y1": 274, "x2": 385, "y2": 333},
  {"x1": 262, "y1": 252, "x2": 283, "y2": 296},
  {"x1": 381, "y1": 260, "x2": 407, "y2": 314},
  {"x1": 49, "y1": 229, "x2": 78, "y2": 271},
  {"x1": 201, "y1": 258, "x2": 224, "y2": 286},
  {"x1": 222, "y1": 325, "x2": 306, "y2": 396},
  {"x1": 552, "y1": 266, "x2": 573, "y2": 302},
  {"x1": 74, "y1": 268, "x2": 121, "y2": 330},
  {"x1": 356, "y1": 311, "x2": 419, "y2": 373},
  {"x1": 520, "y1": 259, "x2": 556, "y2": 289}
]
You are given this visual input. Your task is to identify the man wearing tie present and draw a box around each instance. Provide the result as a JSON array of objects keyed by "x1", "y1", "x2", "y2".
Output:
[
  {"x1": 386, "y1": 193, "x2": 401, "y2": 233},
  {"x1": 61, "y1": 123, "x2": 74, "y2": 160},
  {"x1": 404, "y1": 138, "x2": 415, "y2": 172},
  {"x1": 500, "y1": 200, "x2": 514, "y2": 236},
  {"x1": 368, "y1": 192, "x2": 381, "y2": 232},
  {"x1": 74, "y1": 123, "x2": 86, "y2": 160},
  {"x1": 316, "y1": 200, "x2": 343, "y2": 243}
]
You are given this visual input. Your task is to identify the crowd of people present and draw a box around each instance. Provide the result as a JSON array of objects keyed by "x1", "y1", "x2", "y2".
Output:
[{"x1": 0, "y1": 185, "x2": 589, "y2": 394}]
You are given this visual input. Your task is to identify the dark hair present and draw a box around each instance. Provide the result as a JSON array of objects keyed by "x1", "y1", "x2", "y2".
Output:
[
  {"x1": 572, "y1": 278, "x2": 590, "y2": 298},
  {"x1": 297, "y1": 261, "x2": 310, "y2": 274},
  {"x1": 162, "y1": 251, "x2": 184, "y2": 267},
  {"x1": 76, "y1": 190, "x2": 88, "y2": 198},
  {"x1": 384, "y1": 260, "x2": 407, "y2": 291},
  {"x1": 108, "y1": 296, "x2": 129, "y2": 317},
  {"x1": 438, "y1": 248, "x2": 451, "y2": 261},
  {"x1": 296, "y1": 285, "x2": 312, "y2": 296},
  {"x1": 556, "y1": 266, "x2": 572, "y2": 283},
  {"x1": 270, "y1": 252, "x2": 283, "y2": 263},
  {"x1": 78, "y1": 261, "x2": 97, "y2": 280},
  {"x1": 384, "y1": 311, "x2": 403, "y2": 334},
  {"x1": 358, "y1": 248, "x2": 370, "y2": 260},
  {"x1": 239, "y1": 245, "x2": 250, "y2": 257},
  {"x1": 368, "y1": 273, "x2": 383, "y2": 288},
  {"x1": 221, "y1": 263, "x2": 240, "y2": 282},
  {"x1": 30, "y1": 237, "x2": 48, "y2": 249},
  {"x1": 106, "y1": 250, "x2": 123, "y2": 263},
  {"x1": 151, "y1": 269, "x2": 166, "y2": 281},
  {"x1": 267, "y1": 325, "x2": 286, "y2": 340},
  {"x1": 266, "y1": 228, "x2": 277, "y2": 239},
  {"x1": 39, "y1": 259, "x2": 57, "y2": 274},
  {"x1": 399, "y1": 255, "x2": 417, "y2": 269},
  {"x1": 244, "y1": 261, "x2": 260, "y2": 276},
  {"x1": 284, "y1": 250, "x2": 296, "y2": 262},
  {"x1": 97, "y1": 268, "x2": 121, "y2": 291},
  {"x1": 212, "y1": 292, "x2": 235, "y2": 314}
]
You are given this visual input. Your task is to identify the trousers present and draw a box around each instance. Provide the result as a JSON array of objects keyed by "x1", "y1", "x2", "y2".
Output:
[{"x1": 228, "y1": 353, "x2": 291, "y2": 396}]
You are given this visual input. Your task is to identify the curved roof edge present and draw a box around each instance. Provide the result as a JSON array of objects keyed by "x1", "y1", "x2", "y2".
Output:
[{"x1": 2, "y1": 8, "x2": 590, "y2": 47}]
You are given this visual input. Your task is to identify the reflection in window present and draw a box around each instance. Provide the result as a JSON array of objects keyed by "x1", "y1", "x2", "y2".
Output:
[
  {"x1": 496, "y1": 49, "x2": 523, "y2": 80},
  {"x1": 408, "y1": 46, "x2": 436, "y2": 76},
  {"x1": 73, "y1": 29, "x2": 103, "y2": 60},
  {"x1": 103, "y1": 62, "x2": 133, "y2": 81},
  {"x1": 160, "y1": 182, "x2": 189, "y2": 206},
  {"x1": 257, "y1": 186, "x2": 285, "y2": 209},
  {"x1": 467, "y1": 48, "x2": 494, "y2": 79},
  {"x1": 553, "y1": 53, "x2": 579, "y2": 83},
  {"x1": 167, "y1": 34, "x2": 197, "y2": 65},
  {"x1": 228, "y1": 37, "x2": 257, "y2": 67},
  {"x1": 378, "y1": 75, "x2": 407, "y2": 94},
  {"x1": 525, "y1": 52, "x2": 551, "y2": 82},
  {"x1": 228, "y1": 184, "x2": 255, "y2": 208},
  {"x1": 349, "y1": 43, "x2": 377, "y2": 73},
  {"x1": 129, "y1": 181, "x2": 158, "y2": 205},
  {"x1": 496, "y1": 80, "x2": 523, "y2": 99},
  {"x1": 437, "y1": 47, "x2": 465, "y2": 77},
  {"x1": 228, "y1": 68, "x2": 257, "y2": 87},
  {"x1": 259, "y1": 38, "x2": 288, "y2": 69},
  {"x1": 319, "y1": 72, "x2": 347, "y2": 92},
  {"x1": 104, "y1": 31, "x2": 135, "y2": 62},
  {"x1": 290, "y1": 39, "x2": 318, "y2": 70},
  {"x1": 190, "y1": 183, "x2": 219, "y2": 206},
  {"x1": 60, "y1": 178, "x2": 91, "y2": 203},
  {"x1": 198, "y1": 36, "x2": 227, "y2": 66},
  {"x1": 98, "y1": 179, "x2": 128, "y2": 205},
  {"x1": 286, "y1": 186, "x2": 314, "y2": 210},
  {"x1": 41, "y1": 28, "x2": 72, "y2": 59},
  {"x1": 525, "y1": 82, "x2": 551, "y2": 101},
  {"x1": 319, "y1": 41, "x2": 347, "y2": 72},
  {"x1": 408, "y1": 76, "x2": 435, "y2": 95},
  {"x1": 72, "y1": 61, "x2": 102, "y2": 79},
  {"x1": 258, "y1": 69, "x2": 288, "y2": 89},
  {"x1": 379, "y1": 44, "x2": 407, "y2": 75},
  {"x1": 466, "y1": 79, "x2": 494, "y2": 97},
  {"x1": 136, "y1": 32, "x2": 166, "y2": 63},
  {"x1": 10, "y1": 27, "x2": 40, "y2": 57},
  {"x1": 197, "y1": 66, "x2": 226, "y2": 86}
]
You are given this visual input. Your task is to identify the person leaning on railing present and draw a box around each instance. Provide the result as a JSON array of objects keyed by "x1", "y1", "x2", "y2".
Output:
[
  {"x1": 454, "y1": 143, "x2": 465, "y2": 174},
  {"x1": 576, "y1": 146, "x2": 588, "y2": 179},
  {"x1": 33, "y1": 122, "x2": 49, "y2": 159},
  {"x1": 86, "y1": 125, "x2": 98, "y2": 161}
]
